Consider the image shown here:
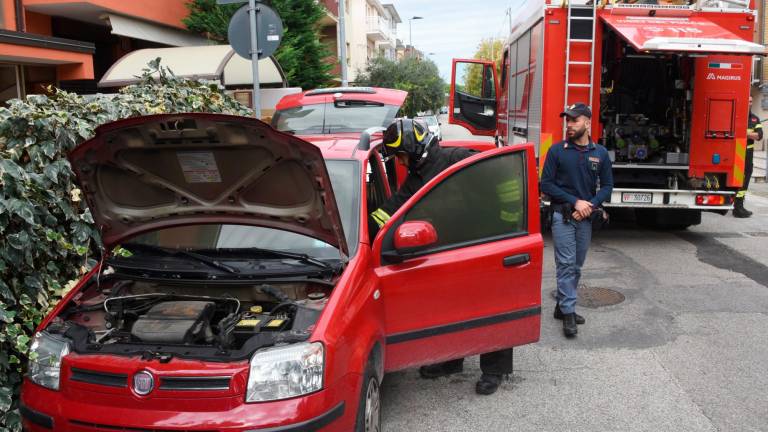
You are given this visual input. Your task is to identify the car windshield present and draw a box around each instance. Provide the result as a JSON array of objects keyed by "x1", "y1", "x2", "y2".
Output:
[
  {"x1": 418, "y1": 116, "x2": 438, "y2": 126},
  {"x1": 124, "y1": 160, "x2": 361, "y2": 259},
  {"x1": 273, "y1": 101, "x2": 400, "y2": 134}
]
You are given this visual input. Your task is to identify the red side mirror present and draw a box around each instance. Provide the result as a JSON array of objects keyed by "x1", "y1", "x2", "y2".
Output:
[{"x1": 394, "y1": 221, "x2": 438, "y2": 252}]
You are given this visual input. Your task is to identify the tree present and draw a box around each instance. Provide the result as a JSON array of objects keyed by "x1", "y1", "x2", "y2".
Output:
[
  {"x1": 356, "y1": 57, "x2": 445, "y2": 118},
  {"x1": 0, "y1": 61, "x2": 251, "y2": 431},
  {"x1": 462, "y1": 38, "x2": 504, "y2": 98},
  {"x1": 183, "y1": 0, "x2": 333, "y2": 90}
]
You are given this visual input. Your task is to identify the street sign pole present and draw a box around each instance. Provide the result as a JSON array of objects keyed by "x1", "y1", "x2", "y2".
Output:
[
  {"x1": 248, "y1": 0, "x2": 261, "y2": 118},
  {"x1": 338, "y1": 0, "x2": 348, "y2": 86}
]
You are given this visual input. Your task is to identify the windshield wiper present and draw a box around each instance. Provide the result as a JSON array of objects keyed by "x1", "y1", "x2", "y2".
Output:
[
  {"x1": 203, "y1": 247, "x2": 333, "y2": 272},
  {"x1": 117, "y1": 243, "x2": 240, "y2": 274}
]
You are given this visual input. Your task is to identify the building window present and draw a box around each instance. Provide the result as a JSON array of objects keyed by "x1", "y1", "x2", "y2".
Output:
[{"x1": 0, "y1": 65, "x2": 22, "y2": 105}]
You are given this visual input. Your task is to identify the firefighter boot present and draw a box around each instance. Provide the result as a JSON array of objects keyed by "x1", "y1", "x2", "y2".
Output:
[
  {"x1": 419, "y1": 359, "x2": 464, "y2": 379},
  {"x1": 563, "y1": 313, "x2": 578, "y2": 338},
  {"x1": 475, "y1": 374, "x2": 503, "y2": 395},
  {"x1": 733, "y1": 197, "x2": 753, "y2": 218},
  {"x1": 554, "y1": 303, "x2": 585, "y2": 324}
]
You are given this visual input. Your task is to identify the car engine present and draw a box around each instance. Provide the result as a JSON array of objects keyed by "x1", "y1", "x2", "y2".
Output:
[{"x1": 57, "y1": 278, "x2": 331, "y2": 360}]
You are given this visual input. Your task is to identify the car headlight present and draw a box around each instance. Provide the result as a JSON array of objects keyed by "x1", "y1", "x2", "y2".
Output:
[
  {"x1": 246, "y1": 342, "x2": 324, "y2": 402},
  {"x1": 27, "y1": 331, "x2": 71, "y2": 391}
]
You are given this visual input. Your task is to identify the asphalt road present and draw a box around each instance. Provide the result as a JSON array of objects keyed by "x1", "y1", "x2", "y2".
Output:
[{"x1": 381, "y1": 122, "x2": 768, "y2": 431}]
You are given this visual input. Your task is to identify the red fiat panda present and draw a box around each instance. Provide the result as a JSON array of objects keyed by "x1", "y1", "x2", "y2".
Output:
[{"x1": 20, "y1": 113, "x2": 542, "y2": 431}]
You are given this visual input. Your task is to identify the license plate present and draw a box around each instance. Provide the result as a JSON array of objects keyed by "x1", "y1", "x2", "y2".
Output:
[{"x1": 622, "y1": 192, "x2": 653, "y2": 203}]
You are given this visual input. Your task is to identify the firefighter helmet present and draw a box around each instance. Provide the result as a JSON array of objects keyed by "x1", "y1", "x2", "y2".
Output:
[{"x1": 381, "y1": 118, "x2": 433, "y2": 165}]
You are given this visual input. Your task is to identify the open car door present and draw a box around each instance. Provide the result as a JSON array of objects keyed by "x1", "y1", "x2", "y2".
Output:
[
  {"x1": 372, "y1": 144, "x2": 543, "y2": 371},
  {"x1": 449, "y1": 59, "x2": 499, "y2": 137}
]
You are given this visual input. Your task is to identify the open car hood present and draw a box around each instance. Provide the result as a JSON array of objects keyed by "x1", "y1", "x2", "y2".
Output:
[{"x1": 69, "y1": 113, "x2": 348, "y2": 255}]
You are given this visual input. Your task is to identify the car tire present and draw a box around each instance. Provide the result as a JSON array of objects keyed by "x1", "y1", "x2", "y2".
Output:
[{"x1": 354, "y1": 360, "x2": 381, "y2": 432}]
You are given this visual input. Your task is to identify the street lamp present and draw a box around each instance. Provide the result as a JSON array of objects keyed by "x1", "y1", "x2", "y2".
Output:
[{"x1": 408, "y1": 16, "x2": 423, "y2": 55}]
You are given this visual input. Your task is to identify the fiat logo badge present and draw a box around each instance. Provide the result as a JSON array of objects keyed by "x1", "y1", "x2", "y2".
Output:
[{"x1": 133, "y1": 371, "x2": 154, "y2": 395}]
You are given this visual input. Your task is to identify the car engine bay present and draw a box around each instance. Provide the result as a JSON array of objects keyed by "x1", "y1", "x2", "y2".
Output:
[{"x1": 47, "y1": 276, "x2": 332, "y2": 361}]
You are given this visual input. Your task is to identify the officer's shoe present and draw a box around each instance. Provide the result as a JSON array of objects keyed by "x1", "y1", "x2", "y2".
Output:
[
  {"x1": 475, "y1": 374, "x2": 502, "y2": 395},
  {"x1": 554, "y1": 303, "x2": 585, "y2": 325},
  {"x1": 419, "y1": 361, "x2": 463, "y2": 379},
  {"x1": 563, "y1": 313, "x2": 578, "y2": 338},
  {"x1": 733, "y1": 206, "x2": 753, "y2": 218}
]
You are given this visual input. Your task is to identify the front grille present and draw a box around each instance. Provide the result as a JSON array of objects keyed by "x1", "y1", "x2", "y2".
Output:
[
  {"x1": 70, "y1": 420, "x2": 218, "y2": 432},
  {"x1": 70, "y1": 368, "x2": 128, "y2": 388},
  {"x1": 159, "y1": 376, "x2": 231, "y2": 391}
]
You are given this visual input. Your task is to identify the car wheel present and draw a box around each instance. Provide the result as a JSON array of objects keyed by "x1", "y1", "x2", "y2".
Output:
[{"x1": 355, "y1": 361, "x2": 381, "y2": 432}]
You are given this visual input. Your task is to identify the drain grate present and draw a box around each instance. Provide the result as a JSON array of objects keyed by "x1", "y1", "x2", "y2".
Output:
[
  {"x1": 550, "y1": 285, "x2": 625, "y2": 308},
  {"x1": 745, "y1": 232, "x2": 768, "y2": 238}
]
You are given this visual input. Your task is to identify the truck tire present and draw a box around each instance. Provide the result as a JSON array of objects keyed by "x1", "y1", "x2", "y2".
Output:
[
  {"x1": 635, "y1": 209, "x2": 701, "y2": 230},
  {"x1": 354, "y1": 359, "x2": 381, "y2": 432}
]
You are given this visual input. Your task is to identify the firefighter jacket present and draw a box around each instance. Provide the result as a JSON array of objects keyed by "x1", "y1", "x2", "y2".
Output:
[
  {"x1": 748, "y1": 111, "x2": 763, "y2": 147},
  {"x1": 370, "y1": 143, "x2": 475, "y2": 227}
]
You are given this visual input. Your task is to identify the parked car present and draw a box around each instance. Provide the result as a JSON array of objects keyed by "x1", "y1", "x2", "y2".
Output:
[
  {"x1": 415, "y1": 115, "x2": 443, "y2": 141},
  {"x1": 271, "y1": 87, "x2": 407, "y2": 136},
  {"x1": 21, "y1": 113, "x2": 543, "y2": 431},
  {"x1": 440, "y1": 106, "x2": 449, "y2": 114}
]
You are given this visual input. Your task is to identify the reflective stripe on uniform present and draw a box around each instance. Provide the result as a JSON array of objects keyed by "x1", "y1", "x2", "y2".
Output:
[
  {"x1": 736, "y1": 190, "x2": 747, "y2": 199},
  {"x1": 496, "y1": 180, "x2": 521, "y2": 203},
  {"x1": 370, "y1": 208, "x2": 391, "y2": 228},
  {"x1": 747, "y1": 144, "x2": 755, "y2": 149},
  {"x1": 496, "y1": 179, "x2": 522, "y2": 223}
]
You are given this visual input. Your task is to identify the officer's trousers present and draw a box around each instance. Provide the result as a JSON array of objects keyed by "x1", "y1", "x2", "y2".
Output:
[
  {"x1": 552, "y1": 211, "x2": 593, "y2": 314},
  {"x1": 438, "y1": 349, "x2": 514, "y2": 376},
  {"x1": 738, "y1": 147, "x2": 755, "y2": 198}
]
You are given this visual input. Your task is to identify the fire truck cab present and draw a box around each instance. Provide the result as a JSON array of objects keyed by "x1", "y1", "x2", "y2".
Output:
[{"x1": 450, "y1": 0, "x2": 765, "y2": 229}]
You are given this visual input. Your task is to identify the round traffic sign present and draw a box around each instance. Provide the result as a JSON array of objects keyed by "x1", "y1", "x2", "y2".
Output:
[{"x1": 228, "y1": 3, "x2": 283, "y2": 60}]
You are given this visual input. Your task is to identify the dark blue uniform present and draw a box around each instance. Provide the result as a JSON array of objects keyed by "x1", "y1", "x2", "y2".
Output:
[
  {"x1": 540, "y1": 139, "x2": 613, "y2": 323},
  {"x1": 540, "y1": 140, "x2": 613, "y2": 206}
]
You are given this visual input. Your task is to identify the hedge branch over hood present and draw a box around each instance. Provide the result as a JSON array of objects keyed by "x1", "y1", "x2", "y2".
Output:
[{"x1": 0, "y1": 60, "x2": 252, "y2": 431}]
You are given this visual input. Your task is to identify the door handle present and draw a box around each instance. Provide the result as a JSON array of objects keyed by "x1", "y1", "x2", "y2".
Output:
[{"x1": 503, "y1": 253, "x2": 530, "y2": 267}]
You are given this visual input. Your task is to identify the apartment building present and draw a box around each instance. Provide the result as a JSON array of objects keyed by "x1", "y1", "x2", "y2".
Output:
[
  {"x1": 319, "y1": 0, "x2": 401, "y2": 82},
  {"x1": 0, "y1": 0, "x2": 205, "y2": 104}
]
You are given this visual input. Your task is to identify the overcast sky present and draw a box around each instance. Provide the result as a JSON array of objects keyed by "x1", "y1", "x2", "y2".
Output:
[{"x1": 384, "y1": 0, "x2": 519, "y2": 80}]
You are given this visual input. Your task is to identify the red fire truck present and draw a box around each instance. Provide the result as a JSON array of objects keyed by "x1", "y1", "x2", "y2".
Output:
[{"x1": 450, "y1": 0, "x2": 765, "y2": 229}]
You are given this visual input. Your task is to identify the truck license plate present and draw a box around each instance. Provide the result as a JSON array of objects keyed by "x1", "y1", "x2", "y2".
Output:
[{"x1": 622, "y1": 192, "x2": 653, "y2": 203}]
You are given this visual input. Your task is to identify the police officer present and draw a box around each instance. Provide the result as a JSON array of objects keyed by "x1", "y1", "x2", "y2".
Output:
[
  {"x1": 734, "y1": 96, "x2": 762, "y2": 218},
  {"x1": 541, "y1": 103, "x2": 613, "y2": 338},
  {"x1": 370, "y1": 118, "x2": 515, "y2": 395}
]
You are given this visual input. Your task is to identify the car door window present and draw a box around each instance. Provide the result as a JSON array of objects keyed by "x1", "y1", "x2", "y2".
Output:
[
  {"x1": 397, "y1": 151, "x2": 527, "y2": 253},
  {"x1": 366, "y1": 154, "x2": 388, "y2": 211}
]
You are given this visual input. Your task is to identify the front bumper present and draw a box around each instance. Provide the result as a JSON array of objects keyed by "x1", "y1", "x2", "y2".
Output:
[{"x1": 20, "y1": 373, "x2": 357, "y2": 432}]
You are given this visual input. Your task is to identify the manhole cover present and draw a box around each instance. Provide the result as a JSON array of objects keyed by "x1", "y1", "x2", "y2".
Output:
[
  {"x1": 549, "y1": 285, "x2": 625, "y2": 308},
  {"x1": 745, "y1": 232, "x2": 768, "y2": 238}
]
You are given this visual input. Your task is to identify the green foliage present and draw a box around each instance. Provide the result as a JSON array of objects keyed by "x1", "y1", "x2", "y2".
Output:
[
  {"x1": 0, "y1": 60, "x2": 251, "y2": 431},
  {"x1": 461, "y1": 38, "x2": 504, "y2": 98},
  {"x1": 183, "y1": 0, "x2": 333, "y2": 89},
  {"x1": 356, "y1": 56, "x2": 445, "y2": 118}
]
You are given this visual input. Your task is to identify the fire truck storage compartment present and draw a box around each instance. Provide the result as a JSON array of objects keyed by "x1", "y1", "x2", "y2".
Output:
[{"x1": 600, "y1": 27, "x2": 699, "y2": 188}]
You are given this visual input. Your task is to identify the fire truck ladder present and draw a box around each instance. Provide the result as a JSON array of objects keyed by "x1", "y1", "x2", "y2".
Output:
[{"x1": 563, "y1": 1, "x2": 598, "y2": 138}]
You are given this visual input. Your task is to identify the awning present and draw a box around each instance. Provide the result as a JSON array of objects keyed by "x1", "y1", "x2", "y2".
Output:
[
  {"x1": 98, "y1": 45, "x2": 286, "y2": 88},
  {"x1": 107, "y1": 14, "x2": 211, "y2": 47},
  {"x1": 601, "y1": 15, "x2": 766, "y2": 55}
]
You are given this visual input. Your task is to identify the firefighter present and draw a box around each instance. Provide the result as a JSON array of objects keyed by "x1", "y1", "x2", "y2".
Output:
[
  {"x1": 734, "y1": 96, "x2": 762, "y2": 218},
  {"x1": 370, "y1": 118, "x2": 517, "y2": 395},
  {"x1": 541, "y1": 103, "x2": 613, "y2": 338}
]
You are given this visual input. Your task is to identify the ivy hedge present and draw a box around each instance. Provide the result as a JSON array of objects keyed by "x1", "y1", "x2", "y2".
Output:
[{"x1": 0, "y1": 61, "x2": 251, "y2": 431}]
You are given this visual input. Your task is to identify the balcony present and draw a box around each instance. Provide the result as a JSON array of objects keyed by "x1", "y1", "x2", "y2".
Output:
[{"x1": 366, "y1": 16, "x2": 396, "y2": 43}]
